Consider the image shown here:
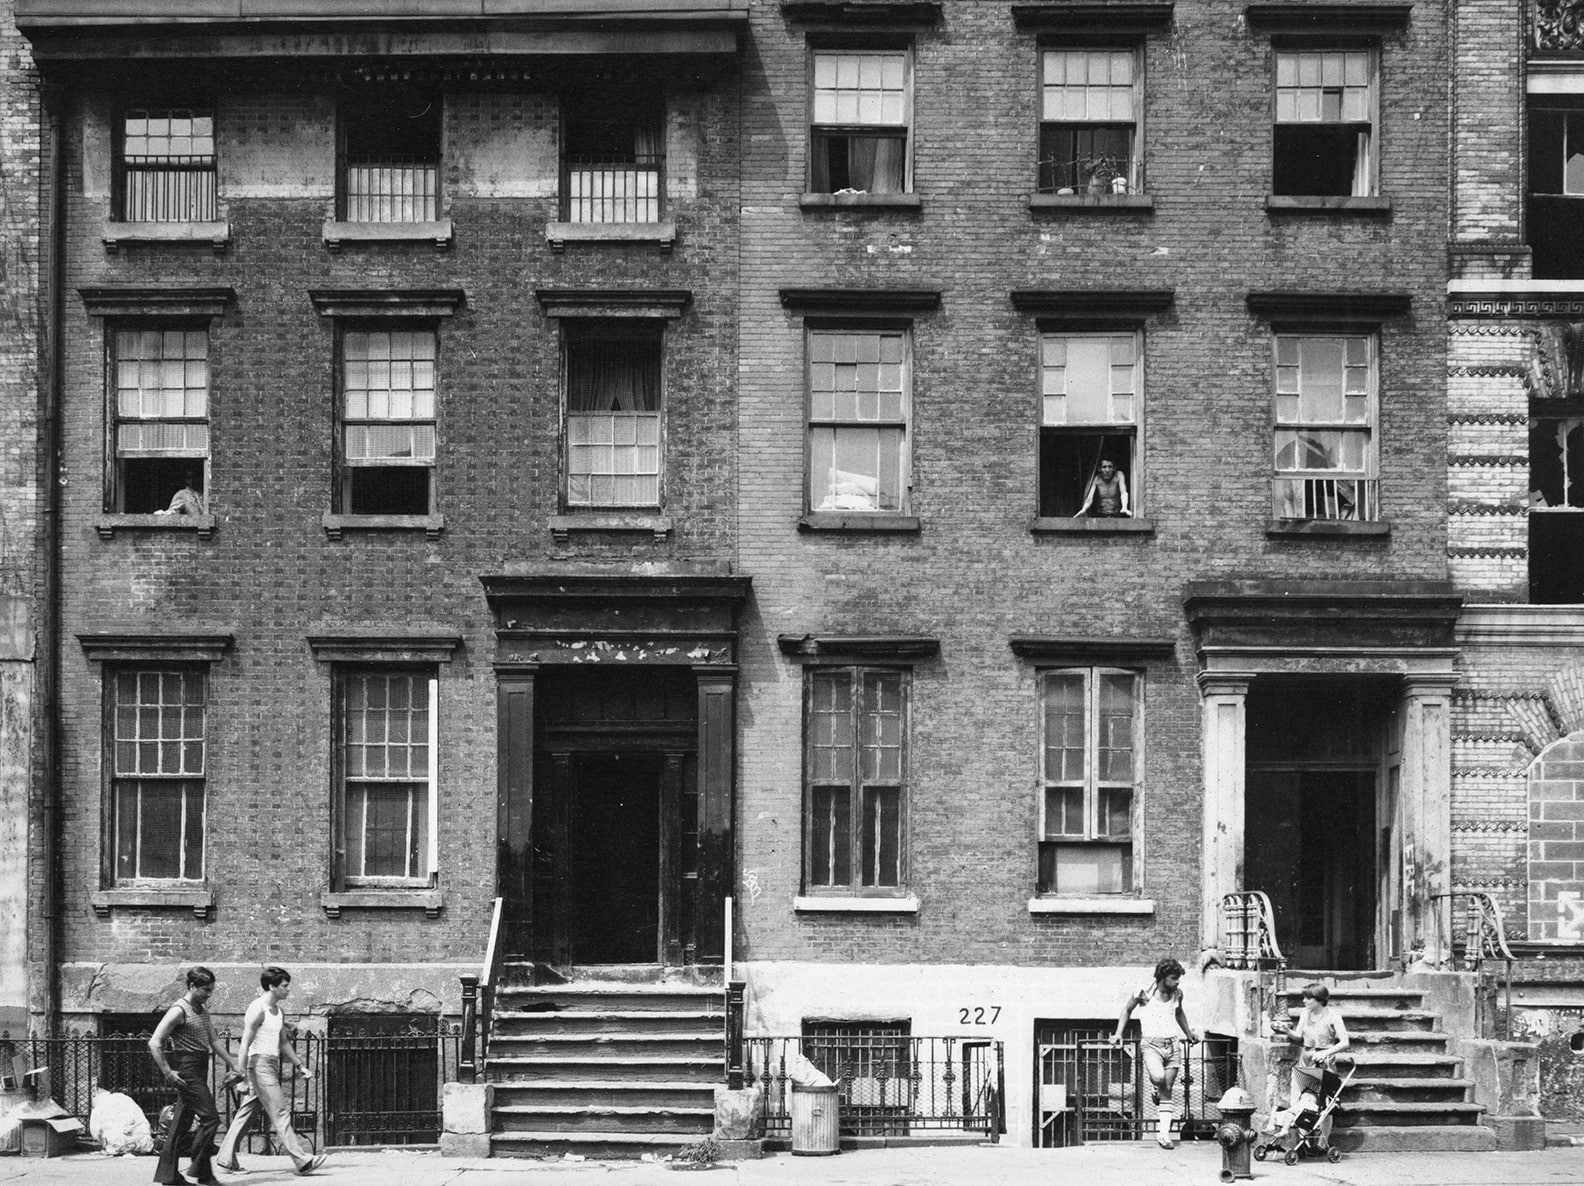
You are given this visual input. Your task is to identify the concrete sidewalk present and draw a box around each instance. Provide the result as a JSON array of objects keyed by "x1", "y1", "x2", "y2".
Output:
[{"x1": 0, "y1": 1143, "x2": 1580, "y2": 1186}]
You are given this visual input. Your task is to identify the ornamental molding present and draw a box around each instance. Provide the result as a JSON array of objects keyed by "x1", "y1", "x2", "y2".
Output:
[
  {"x1": 1008, "y1": 636, "x2": 1177, "y2": 663},
  {"x1": 534, "y1": 288, "x2": 692, "y2": 320},
  {"x1": 1448, "y1": 546, "x2": 1528, "y2": 557},
  {"x1": 1446, "y1": 413, "x2": 1529, "y2": 425},
  {"x1": 778, "y1": 634, "x2": 941, "y2": 661},
  {"x1": 1447, "y1": 502, "x2": 1527, "y2": 516},
  {"x1": 310, "y1": 289, "x2": 464, "y2": 318},
  {"x1": 1447, "y1": 455, "x2": 1526, "y2": 467},
  {"x1": 1244, "y1": 3, "x2": 1413, "y2": 34},
  {"x1": 1011, "y1": 3, "x2": 1175, "y2": 33},
  {"x1": 1449, "y1": 295, "x2": 1584, "y2": 318},
  {"x1": 779, "y1": 288, "x2": 942, "y2": 315},
  {"x1": 79, "y1": 286, "x2": 235, "y2": 318},
  {"x1": 77, "y1": 631, "x2": 234, "y2": 663},
  {"x1": 306, "y1": 632, "x2": 462, "y2": 664},
  {"x1": 1009, "y1": 288, "x2": 1175, "y2": 321},
  {"x1": 781, "y1": 0, "x2": 941, "y2": 25},
  {"x1": 1245, "y1": 290, "x2": 1412, "y2": 323},
  {"x1": 1534, "y1": 0, "x2": 1584, "y2": 51}
]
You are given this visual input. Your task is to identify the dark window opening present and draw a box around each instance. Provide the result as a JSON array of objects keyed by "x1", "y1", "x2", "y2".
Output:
[
  {"x1": 339, "y1": 89, "x2": 441, "y2": 222},
  {"x1": 561, "y1": 88, "x2": 664, "y2": 222},
  {"x1": 1272, "y1": 126, "x2": 1366, "y2": 197},
  {"x1": 119, "y1": 459, "x2": 204, "y2": 515},
  {"x1": 1531, "y1": 414, "x2": 1584, "y2": 603},
  {"x1": 345, "y1": 467, "x2": 431, "y2": 516},
  {"x1": 1040, "y1": 432, "x2": 1133, "y2": 518},
  {"x1": 811, "y1": 132, "x2": 907, "y2": 194},
  {"x1": 565, "y1": 322, "x2": 663, "y2": 507},
  {"x1": 1039, "y1": 126, "x2": 1134, "y2": 195},
  {"x1": 1529, "y1": 107, "x2": 1584, "y2": 279}
]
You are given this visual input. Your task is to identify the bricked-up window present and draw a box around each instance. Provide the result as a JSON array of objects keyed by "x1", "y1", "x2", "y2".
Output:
[
  {"x1": 561, "y1": 86, "x2": 664, "y2": 223},
  {"x1": 339, "y1": 89, "x2": 441, "y2": 223},
  {"x1": 116, "y1": 106, "x2": 216, "y2": 222},
  {"x1": 1040, "y1": 332, "x2": 1138, "y2": 518},
  {"x1": 1039, "y1": 49, "x2": 1140, "y2": 195},
  {"x1": 805, "y1": 667, "x2": 908, "y2": 893},
  {"x1": 338, "y1": 670, "x2": 437, "y2": 886},
  {"x1": 338, "y1": 328, "x2": 437, "y2": 515},
  {"x1": 1528, "y1": 105, "x2": 1584, "y2": 278},
  {"x1": 565, "y1": 322, "x2": 663, "y2": 507},
  {"x1": 1272, "y1": 334, "x2": 1378, "y2": 521},
  {"x1": 807, "y1": 329, "x2": 910, "y2": 514},
  {"x1": 1272, "y1": 49, "x2": 1376, "y2": 197},
  {"x1": 809, "y1": 50, "x2": 911, "y2": 194},
  {"x1": 111, "y1": 325, "x2": 209, "y2": 514},
  {"x1": 1039, "y1": 669, "x2": 1135, "y2": 895},
  {"x1": 111, "y1": 669, "x2": 206, "y2": 883}
]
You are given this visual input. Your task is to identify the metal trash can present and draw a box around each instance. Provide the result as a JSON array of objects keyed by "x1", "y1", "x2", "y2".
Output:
[{"x1": 790, "y1": 1083, "x2": 840, "y2": 1156}]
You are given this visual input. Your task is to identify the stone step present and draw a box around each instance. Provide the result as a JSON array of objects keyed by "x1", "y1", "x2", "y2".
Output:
[
  {"x1": 492, "y1": 1080, "x2": 718, "y2": 1110},
  {"x1": 1333, "y1": 1101, "x2": 1486, "y2": 1128},
  {"x1": 491, "y1": 1032, "x2": 722, "y2": 1060},
  {"x1": 1345, "y1": 1030, "x2": 1452, "y2": 1054},
  {"x1": 495, "y1": 984, "x2": 722, "y2": 1014},
  {"x1": 1349, "y1": 1077, "x2": 1475, "y2": 1104},
  {"x1": 491, "y1": 1130, "x2": 702, "y2": 1160},
  {"x1": 488, "y1": 1055, "x2": 723, "y2": 1083},
  {"x1": 492, "y1": 1008, "x2": 723, "y2": 1036},
  {"x1": 1284, "y1": 1006, "x2": 1439, "y2": 1032},
  {"x1": 492, "y1": 1104, "x2": 715, "y2": 1134},
  {"x1": 500, "y1": 963, "x2": 724, "y2": 988},
  {"x1": 1345, "y1": 1052, "x2": 1462, "y2": 1078},
  {"x1": 1329, "y1": 1124, "x2": 1497, "y2": 1153},
  {"x1": 1279, "y1": 987, "x2": 1424, "y2": 1005}
]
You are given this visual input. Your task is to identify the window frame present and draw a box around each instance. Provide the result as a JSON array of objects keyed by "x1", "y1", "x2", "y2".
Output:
[
  {"x1": 336, "y1": 87, "x2": 443, "y2": 224},
  {"x1": 1269, "y1": 331, "x2": 1379, "y2": 522},
  {"x1": 802, "y1": 663, "x2": 911, "y2": 898},
  {"x1": 559, "y1": 84, "x2": 667, "y2": 224},
  {"x1": 1037, "y1": 43, "x2": 1143, "y2": 196},
  {"x1": 1038, "y1": 328, "x2": 1142, "y2": 518},
  {"x1": 332, "y1": 666, "x2": 439, "y2": 890},
  {"x1": 803, "y1": 322, "x2": 914, "y2": 517},
  {"x1": 1269, "y1": 43, "x2": 1380, "y2": 198},
  {"x1": 560, "y1": 319, "x2": 666, "y2": 510},
  {"x1": 106, "y1": 666, "x2": 209, "y2": 887},
  {"x1": 113, "y1": 101, "x2": 217, "y2": 224},
  {"x1": 1036, "y1": 666, "x2": 1139, "y2": 898},
  {"x1": 106, "y1": 319, "x2": 212, "y2": 515},
  {"x1": 333, "y1": 321, "x2": 440, "y2": 517},
  {"x1": 806, "y1": 44, "x2": 915, "y2": 196}
]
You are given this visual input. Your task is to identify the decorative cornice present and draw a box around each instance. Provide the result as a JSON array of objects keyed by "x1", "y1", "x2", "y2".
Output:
[
  {"x1": 1535, "y1": 0, "x2": 1584, "y2": 52},
  {"x1": 1008, "y1": 636, "x2": 1177, "y2": 663},
  {"x1": 534, "y1": 288, "x2": 692, "y2": 320},
  {"x1": 1184, "y1": 579, "x2": 1461, "y2": 655},
  {"x1": 310, "y1": 289, "x2": 464, "y2": 318},
  {"x1": 780, "y1": 0, "x2": 941, "y2": 25},
  {"x1": 1011, "y1": 3, "x2": 1174, "y2": 33},
  {"x1": 779, "y1": 288, "x2": 942, "y2": 314},
  {"x1": 482, "y1": 572, "x2": 751, "y2": 607},
  {"x1": 777, "y1": 634, "x2": 940, "y2": 661},
  {"x1": 1447, "y1": 502, "x2": 1527, "y2": 516},
  {"x1": 79, "y1": 286, "x2": 234, "y2": 318},
  {"x1": 306, "y1": 632, "x2": 462, "y2": 664},
  {"x1": 1246, "y1": 291, "x2": 1412, "y2": 323},
  {"x1": 1447, "y1": 455, "x2": 1526, "y2": 467},
  {"x1": 1449, "y1": 295, "x2": 1584, "y2": 319},
  {"x1": 77, "y1": 632, "x2": 234, "y2": 663},
  {"x1": 1010, "y1": 288, "x2": 1175, "y2": 321},
  {"x1": 1448, "y1": 546, "x2": 1527, "y2": 558},
  {"x1": 1458, "y1": 605, "x2": 1584, "y2": 646},
  {"x1": 1244, "y1": 3, "x2": 1413, "y2": 34}
]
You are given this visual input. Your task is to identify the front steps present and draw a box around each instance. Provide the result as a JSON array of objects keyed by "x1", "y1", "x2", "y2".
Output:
[
  {"x1": 1278, "y1": 984, "x2": 1496, "y2": 1153},
  {"x1": 484, "y1": 968, "x2": 725, "y2": 1159}
]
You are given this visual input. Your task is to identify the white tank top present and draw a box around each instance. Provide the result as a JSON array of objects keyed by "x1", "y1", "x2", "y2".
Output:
[
  {"x1": 247, "y1": 1003, "x2": 284, "y2": 1060},
  {"x1": 1135, "y1": 983, "x2": 1183, "y2": 1040}
]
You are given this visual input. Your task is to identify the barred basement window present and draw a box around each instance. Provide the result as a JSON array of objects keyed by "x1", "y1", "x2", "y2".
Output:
[
  {"x1": 810, "y1": 50, "x2": 911, "y2": 194},
  {"x1": 111, "y1": 669, "x2": 206, "y2": 884},
  {"x1": 338, "y1": 328, "x2": 437, "y2": 515},
  {"x1": 110, "y1": 325, "x2": 210, "y2": 514},
  {"x1": 338, "y1": 670, "x2": 437, "y2": 886},
  {"x1": 116, "y1": 106, "x2": 216, "y2": 223},
  {"x1": 1039, "y1": 668, "x2": 1136, "y2": 896}
]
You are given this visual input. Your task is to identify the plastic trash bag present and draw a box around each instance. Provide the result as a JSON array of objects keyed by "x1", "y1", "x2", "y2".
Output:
[{"x1": 90, "y1": 1088, "x2": 154, "y2": 1155}]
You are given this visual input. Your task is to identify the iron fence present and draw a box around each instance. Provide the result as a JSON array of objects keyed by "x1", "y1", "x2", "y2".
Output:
[
  {"x1": 562, "y1": 157, "x2": 663, "y2": 223},
  {"x1": 745, "y1": 1035, "x2": 1004, "y2": 1139},
  {"x1": 344, "y1": 161, "x2": 439, "y2": 223},
  {"x1": 121, "y1": 161, "x2": 218, "y2": 223},
  {"x1": 0, "y1": 1022, "x2": 462, "y2": 1149}
]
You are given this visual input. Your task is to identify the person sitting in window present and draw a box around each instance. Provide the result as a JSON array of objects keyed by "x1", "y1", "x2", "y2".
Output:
[
  {"x1": 1074, "y1": 458, "x2": 1130, "y2": 518},
  {"x1": 155, "y1": 472, "x2": 205, "y2": 517}
]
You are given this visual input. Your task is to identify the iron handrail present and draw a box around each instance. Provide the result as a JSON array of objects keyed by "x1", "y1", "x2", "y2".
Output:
[
  {"x1": 1430, "y1": 890, "x2": 1515, "y2": 1038},
  {"x1": 724, "y1": 895, "x2": 745, "y2": 1090},
  {"x1": 460, "y1": 896, "x2": 504, "y2": 1084},
  {"x1": 1220, "y1": 890, "x2": 1287, "y2": 969}
]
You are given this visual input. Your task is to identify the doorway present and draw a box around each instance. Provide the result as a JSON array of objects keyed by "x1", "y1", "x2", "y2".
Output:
[{"x1": 567, "y1": 753, "x2": 662, "y2": 964}]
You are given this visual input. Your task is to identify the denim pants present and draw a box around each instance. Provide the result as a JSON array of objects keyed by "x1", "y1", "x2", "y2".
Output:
[
  {"x1": 153, "y1": 1050, "x2": 218, "y2": 1184},
  {"x1": 216, "y1": 1055, "x2": 314, "y2": 1171}
]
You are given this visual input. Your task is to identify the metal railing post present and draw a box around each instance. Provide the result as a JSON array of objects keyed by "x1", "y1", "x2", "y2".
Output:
[{"x1": 459, "y1": 974, "x2": 479, "y2": 1085}]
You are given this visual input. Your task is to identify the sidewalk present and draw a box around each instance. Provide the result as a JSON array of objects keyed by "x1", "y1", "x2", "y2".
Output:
[{"x1": 0, "y1": 1142, "x2": 1579, "y2": 1186}]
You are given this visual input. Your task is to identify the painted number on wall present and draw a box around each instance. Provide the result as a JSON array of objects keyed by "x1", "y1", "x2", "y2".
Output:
[{"x1": 958, "y1": 1006, "x2": 1001, "y2": 1025}]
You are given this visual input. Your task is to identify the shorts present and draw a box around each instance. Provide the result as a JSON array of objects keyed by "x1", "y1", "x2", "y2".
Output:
[{"x1": 1142, "y1": 1037, "x2": 1181, "y2": 1084}]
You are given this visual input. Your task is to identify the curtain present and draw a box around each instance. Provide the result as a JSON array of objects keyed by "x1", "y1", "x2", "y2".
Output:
[{"x1": 568, "y1": 339, "x2": 660, "y2": 412}]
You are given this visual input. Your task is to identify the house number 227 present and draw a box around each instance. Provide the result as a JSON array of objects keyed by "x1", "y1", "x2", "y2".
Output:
[{"x1": 958, "y1": 1006, "x2": 1001, "y2": 1025}]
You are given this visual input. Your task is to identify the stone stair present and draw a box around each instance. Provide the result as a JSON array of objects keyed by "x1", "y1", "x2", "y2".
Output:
[
  {"x1": 1279, "y1": 985, "x2": 1495, "y2": 1152},
  {"x1": 484, "y1": 966, "x2": 726, "y2": 1159}
]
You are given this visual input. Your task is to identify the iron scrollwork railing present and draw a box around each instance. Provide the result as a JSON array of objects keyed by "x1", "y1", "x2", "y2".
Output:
[
  {"x1": 1431, "y1": 891, "x2": 1517, "y2": 1039},
  {"x1": 1220, "y1": 890, "x2": 1286, "y2": 970}
]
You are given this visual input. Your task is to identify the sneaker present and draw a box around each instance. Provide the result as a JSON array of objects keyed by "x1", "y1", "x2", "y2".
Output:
[{"x1": 297, "y1": 1154, "x2": 327, "y2": 1176}]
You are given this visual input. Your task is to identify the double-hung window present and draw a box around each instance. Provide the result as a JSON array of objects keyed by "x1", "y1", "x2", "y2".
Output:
[
  {"x1": 110, "y1": 325, "x2": 210, "y2": 514},
  {"x1": 338, "y1": 669, "x2": 436, "y2": 886},
  {"x1": 1272, "y1": 48, "x2": 1377, "y2": 197},
  {"x1": 340, "y1": 89, "x2": 441, "y2": 223},
  {"x1": 117, "y1": 106, "x2": 216, "y2": 223},
  {"x1": 1528, "y1": 104, "x2": 1584, "y2": 278},
  {"x1": 810, "y1": 50, "x2": 911, "y2": 194},
  {"x1": 805, "y1": 667, "x2": 908, "y2": 894},
  {"x1": 339, "y1": 327, "x2": 438, "y2": 516},
  {"x1": 111, "y1": 669, "x2": 206, "y2": 884},
  {"x1": 1039, "y1": 332, "x2": 1139, "y2": 517},
  {"x1": 565, "y1": 322, "x2": 663, "y2": 507},
  {"x1": 1038, "y1": 668, "x2": 1136, "y2": 896},
  {"x1": 562, "y1": 88, "x2": 665, "y2": 224},
  {"x1": 1039, "y1": 49, "x2": 1140, "y2": 195},
  {"x1": 1272, "y1": 334, "x2": 1377, "y2": 521},
  {"x1": 807, "y1": 328, "x2": 910, "y2": 514}
]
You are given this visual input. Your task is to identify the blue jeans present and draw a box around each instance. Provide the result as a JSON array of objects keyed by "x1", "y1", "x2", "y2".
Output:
[{"x1": 154, "y1": 1051, "x2": 218, "y2": 1184}]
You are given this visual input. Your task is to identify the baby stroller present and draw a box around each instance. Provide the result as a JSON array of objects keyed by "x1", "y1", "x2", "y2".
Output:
[{"x1": 1253, "y1": 1061, "x2": 1354, "y2": 1166}]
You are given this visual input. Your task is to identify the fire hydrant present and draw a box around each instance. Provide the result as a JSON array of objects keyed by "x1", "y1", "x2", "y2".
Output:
[{"x1": 1215, "y1": 1086, "x2": 1257, "y2": 1182}]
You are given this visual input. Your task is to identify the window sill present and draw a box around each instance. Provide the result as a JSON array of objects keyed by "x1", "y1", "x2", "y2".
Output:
[
  {"x1": 1265, "y1": 196, "x2": 1392, "y2": 216},
  {"x1": 545, "y1": 221, "x2": 677, "y2": 251},
  {"x1": 549, "y1": 513, "x2": 673, "y2": 544},
  {"x1": 103, "y1": 220, "x2": 231, "y2": 253},
  {"x1": 1028, "y1": 897, "x2": 1156, "y2": 915},
  {"x1": 794, "y1": 895, "x2": 920, "y2": 914},
  {"x1": 800, "y1": 193, "x2": 922, "y2": 211},
  {"x1": 1030, "y1": 516, "x2": 1154, "y2": 535},
  {"x1": 322, "y1": 219, "x2": 454, "y2": 252},
  {"x1": 799, "y1": 512, "x2": 921, "y2": 533},
  {"x1": 92, "y1": 887, "x2": 213, "y2": 919},
  {"x1": 1029, "y1": 193, "x2": 1155, "y2": 212},
  {"x1": 1266, "y1": 518, "x2": 1390, "y2": 538},
  {"x1": 319, "y1": 889, "x2": 443, "y2": 919},
  {"x1": 95, "y1": 513, "x2": 216, "y2": 541},
  {"x1": 323, "y1": 513, "x2": 445, "y2": 541}
]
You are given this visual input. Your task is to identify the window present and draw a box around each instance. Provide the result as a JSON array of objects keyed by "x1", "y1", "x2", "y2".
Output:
[
  {"x1": 562, "y1": 87, "x2": 664, "y2": 223},
  {"x1": 810, "y1": 50, "x2": 911, "y2": 194},
  {"x1": 1039, "y1": 332, "x2": 1138, "y2": 517},
  {"x1": 1039, "y1": 49, "x2": 1139, "y2": 195},
  {"x1": 1271, "y1": 334, "x2": 1377, "y2": 520},
  {"x1": 1038, "y1": 668, "x2": 1135, "y2": 895},
  {"x1": 110, "y1": 669, "x2": 206, "y2": 883},
  {"x1": 110, "y1": 325, "x2": 209, "y2": 515},
  {"x1": 805, "y1": 667, "x2": 907, "y2": 893},
  {"x1": 564, "y1": 322, "x2": 663, "y2": 507},
  {"x1": 340, "y1": 89, "x2": 441, "y2": 223},
  {"x1": 117, "y1": 106, "x2": 216, "y2": 222},
  {"x1": 338, "y1": 670, "x2": 436, "y2": 886},
  {"x1": 1528, "y1": 105, "x2": 1584, "y2": 278},
  {"x1": 1272, "y1": 49, "x2": 1376, "y2": 196},
  {"x1": 1529, "y1": 413, "x2": 1584, "y2": 603},
  {"x1": 802, "y1": 1021, "x2": 912, "y2": 1136},
  {"x1": 338, "y1": 328, "x2": 437, "y2": 515},
  {"x1": 807, "y1": 328, "x2": 909, "y2": 514}
]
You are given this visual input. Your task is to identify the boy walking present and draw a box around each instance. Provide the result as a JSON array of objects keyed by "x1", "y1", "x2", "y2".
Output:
[{"x1": 1112, "y1": 957, "x2": 1199, "y2": 1148}]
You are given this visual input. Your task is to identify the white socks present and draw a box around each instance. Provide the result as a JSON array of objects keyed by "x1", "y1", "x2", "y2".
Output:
[{"x1": 1156, "y1": 1102, "x2": 1175, "y2": 1147}]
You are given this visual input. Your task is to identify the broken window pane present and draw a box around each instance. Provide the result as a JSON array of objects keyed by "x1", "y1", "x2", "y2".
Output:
[{"x1": 1272, "y1": 50, "x2": 1374, "y2": 196}]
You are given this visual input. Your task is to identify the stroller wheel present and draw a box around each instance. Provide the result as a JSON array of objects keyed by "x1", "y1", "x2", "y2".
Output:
[
  {"x1": 1327, "y1": 1147, "x2": 1341, "y2": 1163},
  {"x1": 1284, "y1": 1149, "x2": 1299, "y2": 1166},
  {"x1": 1253, "y1": 1145, "x2": 1267, "y2": 1162}
]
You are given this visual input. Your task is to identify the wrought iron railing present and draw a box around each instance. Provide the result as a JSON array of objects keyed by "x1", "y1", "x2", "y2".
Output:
[
  {"x1": 1431, "y1": 890, "x2": 1517, "y2": 1039},
  {"x1": 1220, "y1": 890, "x2": 1287, "y2": 970},
  {"x1": 744, "y1": 1035, "x2": 1003, "y2": 1140},
  {"x1": 461, "y1": 895, "x2": 505, "y2": 1084},
  {"x1": 121, "y1": 158, "x2": 217, "y2": 222},
  {"x1": 344, "y1": 160, "x2": 439, "y2": 223},
  {"x1": 1271, "y1": 476, "x2": 1378, "y2": 522},
  {"x1": 0, "y1": 1025, "x2": 461, "y2": 1147},
  {"x1": 1036, "y1": 1036, "x2": 1240, "y2": 1146},
  {"x1": 562, "y1": 156, "x2": 663, "y2": 223}
]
